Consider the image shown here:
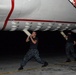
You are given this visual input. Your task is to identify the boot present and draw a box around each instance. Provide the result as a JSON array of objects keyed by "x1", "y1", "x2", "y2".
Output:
[
  {"x1": 74, "y1": 58, "x2": 76, "y2": 61},
  {"x1": 18, "y1": 66, "x2": 23, "y2": 70},
  {"x1": 66, "y1": 58, "x2": 71, "y2": 62},
  {"x1": 42, "y1": 62, "x2": 48, "y2": 67}
]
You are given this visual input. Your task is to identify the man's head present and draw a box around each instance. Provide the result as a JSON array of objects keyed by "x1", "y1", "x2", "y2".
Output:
[{"x1": 31, "y1": 32, "x2": 37, "y2": 38}]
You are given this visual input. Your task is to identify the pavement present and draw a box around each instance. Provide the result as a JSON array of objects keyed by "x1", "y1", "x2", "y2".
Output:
[{"x1": 0, "y1": 55, "x2": 76, "y2": 75}]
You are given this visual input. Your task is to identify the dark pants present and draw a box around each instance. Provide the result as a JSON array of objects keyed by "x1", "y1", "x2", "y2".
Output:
[
  {"x1": 66, "y1": 42, "x2": 76, "y2": 59},
  {"x1": 20, "y1": 49, "x2": 45, "y2": 67}
]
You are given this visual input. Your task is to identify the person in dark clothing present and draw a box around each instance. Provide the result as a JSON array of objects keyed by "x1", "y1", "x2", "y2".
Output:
[
  {"x1": 18, "y1": 32, "x2": 48, "y2": 70},
  {"x1": 65, "y1": 32, "x2": 76, "y2": 62}
]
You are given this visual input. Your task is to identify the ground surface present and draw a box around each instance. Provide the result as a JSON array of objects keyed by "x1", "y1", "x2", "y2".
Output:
[{"x1": 0, "y1": 55, "x2": 76, "y2": 75}]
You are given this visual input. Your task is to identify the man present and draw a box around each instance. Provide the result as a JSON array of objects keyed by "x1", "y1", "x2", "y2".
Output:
[
  {"x1": 65, "y1": 32, "x2": 76, "y2": 62},
  {"x1": 18, "y1": 32, "x2": 48, "y2": 70}
]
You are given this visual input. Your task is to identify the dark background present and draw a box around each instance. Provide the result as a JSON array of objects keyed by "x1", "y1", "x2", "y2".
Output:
[{"x1": 0, "y1": 31, "x2": 76, "y2": 57}]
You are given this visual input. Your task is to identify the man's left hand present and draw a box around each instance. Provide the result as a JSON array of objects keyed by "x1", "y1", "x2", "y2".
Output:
[{"x1": 74, "y1": 41, "x2": 76, "y2": 45}]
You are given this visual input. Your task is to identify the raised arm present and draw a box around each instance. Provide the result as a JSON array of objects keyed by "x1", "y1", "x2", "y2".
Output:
[
  {"x1": 60, "y1": 31, "x2": 68, "y2": 40},
  {"x1": 26, "y1": 36, "x2": 30, "y2": 42},
  {"x1": 30, "y1": 36, "x2": 37, "y2": 44}
]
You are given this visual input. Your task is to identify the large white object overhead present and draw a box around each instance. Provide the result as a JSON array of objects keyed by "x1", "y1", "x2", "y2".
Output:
[
  {"x1": 0, "y1": 0, "x2": 76, "y2": 31},
  {"x1": 23, "y1": 29, "x2": 31, "y2": 36}
]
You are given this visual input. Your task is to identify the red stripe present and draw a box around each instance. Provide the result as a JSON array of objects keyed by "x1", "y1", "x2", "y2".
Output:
[
  {"x1": 9, "y1": 19, "x2": 76, "y2": 24},
  {"x1": 74, "y1": 0, "x2": 76, "y2": 6},
  {"x1": 2, "y1": 0, "x2": 15, "y2": 30}
]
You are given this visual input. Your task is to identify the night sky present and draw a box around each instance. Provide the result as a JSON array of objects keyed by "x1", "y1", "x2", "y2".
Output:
[{"x1": 0, "y1": 31, "x2": 76, "y2": 57}]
